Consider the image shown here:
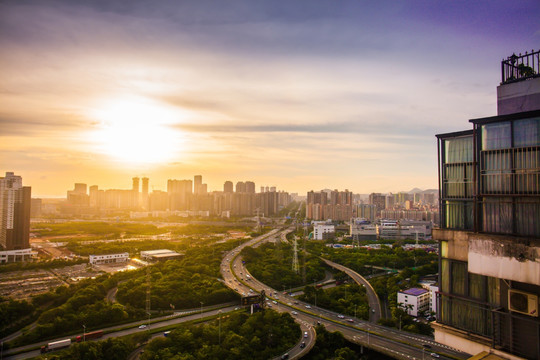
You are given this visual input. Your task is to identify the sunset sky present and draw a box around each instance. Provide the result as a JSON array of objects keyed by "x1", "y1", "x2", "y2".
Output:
[{"x1": 1, "y1": 0, "x2": 539, "y2": 197}]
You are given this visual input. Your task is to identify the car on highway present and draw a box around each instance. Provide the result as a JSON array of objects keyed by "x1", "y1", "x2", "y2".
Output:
[
  {"x1": 281, "y1": 353, "x2": 289, "y2": 359},
  {"x1": 300, "y1": 342, "x2": 306, "y2": 348},
  {"x1": 304, "y1": 331, "x2": 308, "y2": 338},
  {"x1": 287, "y1": 302, "x2": 292, "y2": 305},
  {"x1": 337, "y1": 314, "x2": 345, "y2": 319},
  {"x1": 430, "y1": 353, "x2": 440, "y2": 358},
  {"x1": 272, "y1": 300, "x2": 278, "y2": 304},
  {"x1": 347, "y1": 319, "x2": 354, "y2": 323},
  {"x1": 291, "y1": 311, "x2": 298, "y2": 315},
  {"x1": 305, "y1": 305, "x2": 311, "y2": 309},
  {"x1": 138, "y1": 325, "x2": 147, "y2": 329}
]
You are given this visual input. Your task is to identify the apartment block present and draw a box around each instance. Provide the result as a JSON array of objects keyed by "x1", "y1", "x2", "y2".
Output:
[{"x1": 434, "y1": 51, "x2": 540, "y2": 359}]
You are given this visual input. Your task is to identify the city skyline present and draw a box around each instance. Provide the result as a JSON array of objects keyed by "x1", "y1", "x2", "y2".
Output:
[{"x1": 1, "y1": 0, "x2": 539, "y2": 197}]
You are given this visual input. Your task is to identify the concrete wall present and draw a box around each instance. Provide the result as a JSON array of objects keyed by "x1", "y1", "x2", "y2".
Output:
[
  {"x1": 434, "y1": 325, "x2": 528, "y2": 360},
  {"x1": 497, "y1": 77, "x2": 540, "y2": 115},
  {"x1": 468, "y1": 235, "x2": 540, "y2": 286},
  {"x1": 433, "y1": 229, "x2": 469, "y2": 261}
]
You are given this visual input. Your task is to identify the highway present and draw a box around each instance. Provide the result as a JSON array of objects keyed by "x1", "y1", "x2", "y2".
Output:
[
  {"x1": 3, "y1": 304, "x2": 238, "y2": 360},
  {"x1": 320, "y1": 258, "x2": 382, "y2": 323},
  {"x1": 221, "y1": 226, "x2": 471, "y2": 360}
]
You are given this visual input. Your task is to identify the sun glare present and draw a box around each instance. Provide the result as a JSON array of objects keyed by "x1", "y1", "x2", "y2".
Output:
[{"x1": 90, "y1": 97, "x2": 185, "y2": 165}]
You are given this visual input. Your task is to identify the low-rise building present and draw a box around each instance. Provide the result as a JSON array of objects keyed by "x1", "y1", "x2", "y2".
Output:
[
  {"x1": 0, "y1": 248, "x2": 34, "y2": 263},
  {"x1": 398, "y1": 288, "x2": 430, "y2": 317},
  {"x1": 89, "y1": 253, "x2": 129, "y2": 265},
  {"x1": 140, "y1": 249, "x2": 183, "y2": 262},
  {"x1": 313, "y1": 224, "x2": 335, "y2": 240}
]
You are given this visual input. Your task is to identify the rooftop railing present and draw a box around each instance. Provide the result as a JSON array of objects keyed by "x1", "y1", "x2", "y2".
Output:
[{"x1": 501, "y1": 49, "x2": 539, "y2": 84}]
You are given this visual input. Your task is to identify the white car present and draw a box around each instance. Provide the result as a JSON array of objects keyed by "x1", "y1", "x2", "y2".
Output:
[
  {"x1": 305, "y1": 305, "x2": 312, "y2": 309},
  {"x1": 138, "y1": 324, "x2": 147, "y2": 329},
  {"x1": 291, "y1": 311, "x2": 298, "y2": 315},
  {"x1": 337, "y1": 314, "x2": 345, "y2": 319}
]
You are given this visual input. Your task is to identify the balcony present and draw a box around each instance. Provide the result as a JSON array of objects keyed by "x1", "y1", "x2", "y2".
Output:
[{"x1": 501, "y1": 50, "x2": 540, "y2": 84}]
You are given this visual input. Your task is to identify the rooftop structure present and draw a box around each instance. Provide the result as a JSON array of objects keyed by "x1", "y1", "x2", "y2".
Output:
[{"x1": 140, "y1": 249, "x2": 184, "y2": 262}]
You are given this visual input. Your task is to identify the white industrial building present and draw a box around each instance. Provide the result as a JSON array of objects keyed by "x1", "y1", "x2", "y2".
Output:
[
  {"x1": 89, "y1": 253, "x2": 129, "y2": 265},
  {"x1": 0, "y1": 248, "x2": 34, "y2": 264},
  {"x1": 397, "y1": 288, "x2": 430, "y2": 317},
  {"x1": 313, "y1": 224, "x2": 335, "y2": 240}
]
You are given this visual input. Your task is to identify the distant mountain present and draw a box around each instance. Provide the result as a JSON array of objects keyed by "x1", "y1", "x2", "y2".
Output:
[{"x1": 406, "y1": 188, "x2": 438, "y2": 194}]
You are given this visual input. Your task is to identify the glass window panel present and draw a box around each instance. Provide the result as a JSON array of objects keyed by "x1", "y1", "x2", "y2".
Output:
[
  {"x1": 444, "y1": 201, "x2": 473, "y2": 230},
  {"x1": 515, "y1": 198, "x2": 540, "y2": 237},
  {"x1": 482, "y1": 197, "x2": 513, "y2": 234},
  {"x1": 469, "y1": 273, "x2": 486, "y2": 301},
  {"x1": 451, "y1": 262, "x2": 466, "y2": 296},
  {"x1": 514, "y1": 117, "x2": 540, "y2": 147},
  {"x1": 515, "y1": 148, "x2": 539, "y2": 194},
  {"x1": 441, "y1": 241, "x2": 448, "y2": 258},
  {"x1": 481, "y1": 151, "x2": 512, "y2": 193},
  {"x1": 487, "y1": 277, "x2": 500, "y2": 306},
  {"x1": 441, "y1": 259, "x2": 450, "y2": 293},
  {"x1": 482, "y1": 122, "x2": 511, "y2": 150},
  {"x1": 445, "y1": 136, "x2": 473, "y2": 163}
]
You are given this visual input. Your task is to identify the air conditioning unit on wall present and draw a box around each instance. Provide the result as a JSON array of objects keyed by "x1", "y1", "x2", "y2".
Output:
[{"x1": 508, "y1": 289, "x2": 538, "y2": 317}]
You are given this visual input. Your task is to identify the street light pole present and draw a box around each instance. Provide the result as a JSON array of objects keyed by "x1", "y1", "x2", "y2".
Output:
[{"x1": 83, "y1": 324, "x2": 86, "y2": 342}]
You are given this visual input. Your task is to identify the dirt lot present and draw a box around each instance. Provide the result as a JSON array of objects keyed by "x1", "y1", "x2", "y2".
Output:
[{"x1": 0, "y1": 264, "x2": 104, "y2": 301}]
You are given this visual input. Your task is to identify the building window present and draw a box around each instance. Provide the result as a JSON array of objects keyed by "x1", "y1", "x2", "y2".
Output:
[
  {"x1": 443, "y1": 201, "x2": 473, "y2": 230},
  {"x1": 482, "y1": 197, "x2": 513, "y2": 234},
  {"x1": 514, "y1": 117, "x2": 540, "y2": 147},
  {"x1": 451, "y1": 262, "x2": 467, "y2": 296},
  {"x1": 468, "y1": 273, "x2": 486, "y2": 301},
  {"x1": 482, "y1": 121, "x2": 511, "y2": 150},
  {"x1": 441, "y1": 259, "x2": 450, "y2": 293},
  {"x1": 445, "y1": 136, "x2": 473, "y2": 163}
]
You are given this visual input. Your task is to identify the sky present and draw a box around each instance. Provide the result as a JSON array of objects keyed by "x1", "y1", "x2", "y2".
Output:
[{"x1": 1, "y1": 0, "x2": 539, "y2": 197}]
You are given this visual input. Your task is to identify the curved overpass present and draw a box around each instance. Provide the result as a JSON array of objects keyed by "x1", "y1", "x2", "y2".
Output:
[{"x1": 319, "y1": 258, "x2": 382, "y2": 323}]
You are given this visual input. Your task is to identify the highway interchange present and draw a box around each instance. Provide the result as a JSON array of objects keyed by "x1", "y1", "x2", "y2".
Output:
[{"x1": 220, "y1": 227, "x2": 471, "y2": 360}]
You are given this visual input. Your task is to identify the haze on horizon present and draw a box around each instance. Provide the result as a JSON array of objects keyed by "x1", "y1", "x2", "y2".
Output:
[{"x1": 1, "y1": 0, "x2": 539, "y2": 197}]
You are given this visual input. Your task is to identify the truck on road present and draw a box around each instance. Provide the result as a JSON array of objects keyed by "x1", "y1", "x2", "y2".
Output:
[
  {"x1": 76, "y1": 330, "x2": 103, "y2": 342},
  {"x1": 41, "y1": 339, "x2": 71, "y2": 353}
]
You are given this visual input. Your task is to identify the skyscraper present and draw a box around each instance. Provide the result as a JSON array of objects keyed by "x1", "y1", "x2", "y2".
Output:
[
  {"x1": 224, "y1": 181, "x2": 233, "y2": 193},
  {"x1": 0, "y1": 172, "x2": 31, "y2": 251},
  {"x1": 434, "y1": 51, "x2": 540, "y2": 359},
  {"x1": 141, "y1": 177, "x2": 149, "y2": 209},
  {"x1": 245, "y1": 181, "x2": 255, "y2": 194},
  {"x1": 236, "y1": 181, "x2": 246, "y2": 193},
  {"x1": 194, "y1": 175, "x2": 202, "y2": 194}
]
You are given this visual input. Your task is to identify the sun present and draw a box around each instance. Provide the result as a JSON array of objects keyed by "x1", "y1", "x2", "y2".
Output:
[{"x1": 89, "y1": 97, "x2": 185, "y2": 165}]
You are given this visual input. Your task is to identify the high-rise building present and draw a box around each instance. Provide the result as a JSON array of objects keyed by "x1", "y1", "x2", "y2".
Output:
[
  {"x1": 434, "y1": 51, "x2": 540, "y2": 359},
  {"x1": 167, "y1": 179, "x2": 192, "y2": 210},
  {"x1": 141, "y1": 177, "x2": 149, "y2": 210},
  {"x1": 194, "y1": 175, "x2": 202, "y2": 194},
  {"x1": 132, "y1": 177, "x2": 139, "y2": 192},
  {"x1": 0, "y1": 172, "x2": 31, "y2": 251},
  {"x1": 67, "y1": 183, "x2": 89, "y2": 206},
  {"x1": 236, "y1": 181, "x2": 246, "y2": 193},
  {"x1": 224, "y1": 181, "x2": 233, "y2": 193},
  {"x1": 369, "y1": 193, "x2": 386, "y2": 216},
  {"x1": 245, "y1": 181, "x2": 255, "y2": 194}
]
